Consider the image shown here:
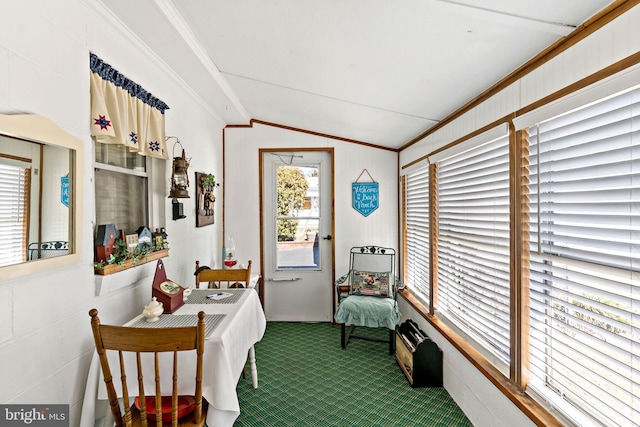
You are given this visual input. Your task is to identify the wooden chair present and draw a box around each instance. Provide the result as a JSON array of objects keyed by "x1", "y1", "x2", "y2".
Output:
[
  {"x1": 194, "y1": 260, "x2": 252, "y2": 289},
  {"x1": 89, "y1": 309, "x2": 208, "y2": 427}
]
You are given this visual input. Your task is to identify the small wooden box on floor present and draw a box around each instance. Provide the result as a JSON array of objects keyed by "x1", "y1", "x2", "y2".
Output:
[{"x1": 396, "y1": 319, "x2": 443, "y2": 387}]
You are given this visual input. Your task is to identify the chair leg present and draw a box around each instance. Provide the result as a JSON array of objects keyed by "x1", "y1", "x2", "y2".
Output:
[{"x1": 342, "y1": 324, "x2": 396, "y2": 354}]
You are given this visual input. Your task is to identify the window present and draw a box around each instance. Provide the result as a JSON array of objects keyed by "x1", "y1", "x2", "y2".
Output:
[
  {"x1": 401, "y1": 66, "x2": 640, "y2": 426},
  {"x1": 275, "y1": 164, "x2": 319, "y2": 269},
  {"x1": 90, "y1": 51, "x2": 168, "y2": 241},
  {"x1": 0, "y1": 161, "x2": 29, "y2": 266},
  {"x1": 403, "y1": 165, "x2": 430, "y2": 304},
  {"x1": 94, "y1": 143, "x2": 148, "y2": 233},
  {"x1": 525, "y1": 86, "x2": 640, "y2": 426},
  {"x1": 436, "y1": 133, "x2": 511, "y2": 367}
]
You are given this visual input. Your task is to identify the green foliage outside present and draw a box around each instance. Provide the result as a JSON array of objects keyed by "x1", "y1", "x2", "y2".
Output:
[
  {"x1": 94, "y1": 237, "x2": 166, "y2": 269},
  {"x1": 277, "y1": 166, "x2": 309, "y2": 241}
]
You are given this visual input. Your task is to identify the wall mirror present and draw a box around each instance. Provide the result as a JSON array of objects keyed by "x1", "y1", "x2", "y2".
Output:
[{"x1": 0, "y1": 114, "x2": 83, "y2": 280}]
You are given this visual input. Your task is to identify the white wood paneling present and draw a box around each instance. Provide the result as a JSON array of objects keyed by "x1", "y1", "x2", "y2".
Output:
[
  {"x1": 224, "y1": 122, "x2": 399, "y2": 281},
  {"x1": 401, "y1": 4, "x2": 640, "y2": 167}
]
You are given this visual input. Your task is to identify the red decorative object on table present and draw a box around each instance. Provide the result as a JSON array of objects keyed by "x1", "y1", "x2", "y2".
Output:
[{"x1": 151, "y1": 259, "x2": 185, "y2": 313}]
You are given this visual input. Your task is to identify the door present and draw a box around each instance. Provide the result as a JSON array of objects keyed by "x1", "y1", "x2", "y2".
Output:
[{"x1": 261, "y1": 149, "x2": 334, "y2": 321}]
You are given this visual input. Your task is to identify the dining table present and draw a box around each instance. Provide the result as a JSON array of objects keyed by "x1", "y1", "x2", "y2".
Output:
[{"x1": 80, "y1": 287, "x2": 266, "y2": 427}]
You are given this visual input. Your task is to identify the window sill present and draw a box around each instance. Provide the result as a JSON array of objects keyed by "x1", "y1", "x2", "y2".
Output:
[
  {"x1": 94, "y1": 249, "x2": 169, "y2": 297},
  {"x1": 94, "y1": 249, "x2": 169, "y2": 276}
]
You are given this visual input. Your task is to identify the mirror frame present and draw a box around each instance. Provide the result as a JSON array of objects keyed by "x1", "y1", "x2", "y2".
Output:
[{"x1": 0, "y1": 114, "x2": 83, "y2": 280}]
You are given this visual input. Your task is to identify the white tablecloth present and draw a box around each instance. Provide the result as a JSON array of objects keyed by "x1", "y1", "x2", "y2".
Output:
[{"x1": 80, "y1": 289, "x2": 266, "y2": 427}]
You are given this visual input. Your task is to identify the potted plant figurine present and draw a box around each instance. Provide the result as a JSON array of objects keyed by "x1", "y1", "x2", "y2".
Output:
[{"x1": 200, "y1": 174, "x2": 219, "y2": 214}]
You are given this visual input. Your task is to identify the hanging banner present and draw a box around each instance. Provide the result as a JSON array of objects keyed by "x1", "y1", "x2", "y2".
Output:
[
  {"x1": 60, "y1": 176, "x2": 69, "y2": 208},
  {"x1": 352, "y1": 169, "x2": 379, "y2": 217}
]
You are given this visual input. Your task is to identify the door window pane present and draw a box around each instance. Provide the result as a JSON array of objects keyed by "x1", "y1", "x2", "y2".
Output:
[
  {"x1": 277, "y1": 218, "x2": 320, "y2": 268},
  {"x1": 276, "y1": 164, "x2": 320, "y2": 269}
]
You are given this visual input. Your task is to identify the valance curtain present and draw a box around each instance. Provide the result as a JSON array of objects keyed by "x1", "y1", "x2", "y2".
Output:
[{"x1": 89, "y1": 53, "x2": 169, "y2": 160}]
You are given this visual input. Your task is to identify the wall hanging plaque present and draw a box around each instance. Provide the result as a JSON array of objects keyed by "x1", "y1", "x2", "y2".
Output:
[
  {"x1": 352, "y1": 169, "x2": 379, "y2": 217},
  {"x1": 195, "y1": 171, "x2": 217, "y2": 227},
  {"x1": 61, "y1": 175, "x2": 69, "y2": 207}
]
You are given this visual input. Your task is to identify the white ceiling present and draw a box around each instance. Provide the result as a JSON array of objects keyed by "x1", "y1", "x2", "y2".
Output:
[{"x1": 97, "y1": 0, "x2": 614, "y2": 149}]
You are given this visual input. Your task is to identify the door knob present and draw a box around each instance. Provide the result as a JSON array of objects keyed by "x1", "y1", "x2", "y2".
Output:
[{"x1": 322, "y1": 235, "x2": 332, "y2": 240}]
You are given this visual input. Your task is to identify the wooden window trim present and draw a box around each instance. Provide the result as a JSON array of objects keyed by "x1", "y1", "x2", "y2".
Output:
[
  {"x1": 401, "y1": 175, "x2": 408, "y2": 286},
  {"x1": 22, "y1": 168, "x2": 30, "y2": 262},
  {"x1": 509, "y1": 126, "x2": 531, "y2": 390}
]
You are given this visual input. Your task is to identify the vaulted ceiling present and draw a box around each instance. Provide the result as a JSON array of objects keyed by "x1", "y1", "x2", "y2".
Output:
[{"x1": 98, "y1": 0, "x2": 615, "y2": 149}]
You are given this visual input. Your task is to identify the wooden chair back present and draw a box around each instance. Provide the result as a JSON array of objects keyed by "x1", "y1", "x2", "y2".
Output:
[
  {"x1": 194, "y1": 260, "x2": 252, "y2": 289},
  {"x1": 89, "y1": 309, "x2": 207, "y2": 427}
]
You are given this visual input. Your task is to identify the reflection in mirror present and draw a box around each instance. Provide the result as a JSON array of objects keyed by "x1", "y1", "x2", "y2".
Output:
[
  {"x1": 0, "y1": 135, "x2": 72, "y2": 266},
  {"x1": 0, "y1": 114, "x2": 82, "y2": 278}
]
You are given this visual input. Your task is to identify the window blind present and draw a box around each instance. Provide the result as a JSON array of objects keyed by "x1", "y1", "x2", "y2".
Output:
[
  {"x1": 95, "y1": 168, "x2": 148, "y2": 233},
  {"x1": 436, "y1": 134, "x2": 511, "y2": 365},
  {"x1": 405, "y1": 165, "x2": 430, "y2": 301},
  {"x1": 525, "y1": 85, "x2": 640, "y2": 427},
  {"x1": 0, "y1": 163, "x2": 28, "y2": 266}
]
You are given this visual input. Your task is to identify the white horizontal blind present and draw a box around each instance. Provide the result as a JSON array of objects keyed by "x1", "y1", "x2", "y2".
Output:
[
  {"x1": 95, "y1": 143, "x2": 148, "y2": 233},
  {"x1": 436, "y1": 135, "x2": 511, "y2": 365},
  {"x1": 0, "y1": 163, "x2": 27, "y2": 266},
  {"x1": 526, "y1": 86, "x2": 640, "y2": 427},
  {"x1": 404, "y1": 165, "x2": 430, "y2": 301}
]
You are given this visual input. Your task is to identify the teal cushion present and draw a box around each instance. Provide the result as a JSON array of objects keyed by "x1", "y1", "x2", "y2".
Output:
[{"x1": 335, "y1": 295, "x2": 399, "y2": 329}]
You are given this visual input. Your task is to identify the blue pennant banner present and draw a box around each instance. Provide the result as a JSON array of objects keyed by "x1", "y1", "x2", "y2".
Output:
[
  {"x1": 352, "y1": 182, "x2": 379, "y2": 217},
  {"x1": 61, "y1": 176, "x2": 69, "y2": 208}
]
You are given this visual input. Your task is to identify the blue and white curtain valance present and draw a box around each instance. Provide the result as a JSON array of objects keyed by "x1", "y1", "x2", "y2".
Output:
[{"x1": 89, "y1": 52, "x2": 169, "y2": 159}]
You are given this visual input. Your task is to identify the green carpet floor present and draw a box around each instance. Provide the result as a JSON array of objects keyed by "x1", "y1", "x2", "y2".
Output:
[{"x1": 235, "y1": 322, "x2": 472, "y2": 426}]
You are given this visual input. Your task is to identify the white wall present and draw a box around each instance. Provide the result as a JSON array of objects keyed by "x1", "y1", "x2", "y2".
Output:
[
  {"x1": 224, "y1": 123, "x2": 399, "y2": 305},
  {"x1": 0, "y1": 1, "x2": 223, "y2": 425},
  {"x1": 398, "y1": 5, "x2": 640, "y2": 427}
]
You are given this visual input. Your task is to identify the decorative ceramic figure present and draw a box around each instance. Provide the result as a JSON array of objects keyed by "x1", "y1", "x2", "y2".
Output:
[{"x1": 142, "y1": 297, "x2": 164, "y2": 322}]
